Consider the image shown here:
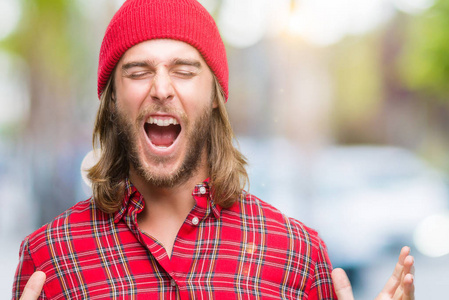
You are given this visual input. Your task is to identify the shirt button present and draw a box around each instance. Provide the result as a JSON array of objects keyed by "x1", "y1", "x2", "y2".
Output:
[
  {"x1": 171, "y1": 279, "x2": 177, "y2": 287},
  {"x1": 199, "y1": 186, "x2": 207, "y2": 194},
  {"x1": 192, "y1": 217, "x2": 199, "y2": 225}
]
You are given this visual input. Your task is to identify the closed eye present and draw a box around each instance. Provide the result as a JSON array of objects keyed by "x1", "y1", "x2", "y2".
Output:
[
  {"x1": 173, "y1": 70, "x2": 196, "y2": 78},
  {"x1": 128, "y1": 72, "x2": 152, "y2": 79}
]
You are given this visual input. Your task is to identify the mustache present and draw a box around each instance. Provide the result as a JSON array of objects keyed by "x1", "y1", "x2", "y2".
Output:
[{"x1": 136, "y1": 104, "x2": 187, "y2": 124}]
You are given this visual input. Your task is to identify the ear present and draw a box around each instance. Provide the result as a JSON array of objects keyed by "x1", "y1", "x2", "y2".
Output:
[
  {"x1": 110, "y1": 66, "x2": 118, "y2": 102},
  {"x1": 111, "y1": 88, "x2": 117, "y2": 102}
]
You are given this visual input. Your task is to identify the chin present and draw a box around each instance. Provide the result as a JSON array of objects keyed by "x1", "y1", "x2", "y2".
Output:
[{"x1": 133, "y1": 157, "x2": 190, "y2": 188}]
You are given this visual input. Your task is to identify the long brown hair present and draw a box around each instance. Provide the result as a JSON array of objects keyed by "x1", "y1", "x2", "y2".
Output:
[{"x1": 88, "y1": 76, "x2": 248, "y2": 213}]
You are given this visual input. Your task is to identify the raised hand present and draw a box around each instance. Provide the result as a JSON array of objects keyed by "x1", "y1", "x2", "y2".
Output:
[
  {"x1": 375, "y1": 246, "x2": 415, "y2": 300},
  {"x1": 332, "y1": 246, "x2": 415, "y2": 300}
]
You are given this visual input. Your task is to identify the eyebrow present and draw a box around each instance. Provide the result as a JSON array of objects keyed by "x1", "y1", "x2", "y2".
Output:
[
  {"x1": 172, "y1": 58, "x2": 202, "y2": 69},
  {"x1": 121, "y1": 61, "x2": 151, "y2": 70},
  {"x1": 121, "y1": 58, "x2": 202, "y2": 71}
]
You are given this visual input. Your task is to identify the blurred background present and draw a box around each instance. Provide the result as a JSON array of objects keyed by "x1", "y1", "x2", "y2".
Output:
[{"x1": 1, "y1": 0, "x2": 449, "y2": 298}]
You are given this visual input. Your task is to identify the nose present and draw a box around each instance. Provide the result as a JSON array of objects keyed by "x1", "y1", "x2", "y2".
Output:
[{"x1": 149, "y1": 71, "x2": 174, "y2": 102}]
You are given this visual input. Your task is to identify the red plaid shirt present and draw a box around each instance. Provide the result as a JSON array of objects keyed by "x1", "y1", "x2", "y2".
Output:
[{"x1": 13, "y1": 179, "x2": 337, "y2": 299}]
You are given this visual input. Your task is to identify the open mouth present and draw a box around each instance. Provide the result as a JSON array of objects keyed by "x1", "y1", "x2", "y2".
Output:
[{"x1": 144, "y1": 116, "x2": 181, "y2": 149}]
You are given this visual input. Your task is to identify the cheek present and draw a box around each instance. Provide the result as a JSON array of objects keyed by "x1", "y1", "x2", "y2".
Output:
[
  {"x1": 115, "y1": 85, "x2": 150, "y2": 117},
  {"x1": 121, "y1": 81, "x2": 150, "y2": 101}
]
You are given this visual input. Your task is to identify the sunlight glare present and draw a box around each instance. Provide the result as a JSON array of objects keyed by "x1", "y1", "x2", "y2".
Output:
[{"x1": 288, "y1": 0, "x2": 395, "y2": 46}]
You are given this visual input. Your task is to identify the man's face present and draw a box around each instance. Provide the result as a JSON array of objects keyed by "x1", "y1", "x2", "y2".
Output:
[{"x1": 113, "y1": 39, "x2": 216, "y2": 187}]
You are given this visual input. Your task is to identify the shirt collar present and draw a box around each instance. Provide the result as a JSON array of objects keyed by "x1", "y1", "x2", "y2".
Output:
[
  {"x1": 192, "y1": 178, "x2": 222, "y2": 219},
  {"x1": 113, "y1": 178, "x2": 143, "y2": 224},
  {"x1": 113, "y1": 178, "x2": 222, "y2": 223}
]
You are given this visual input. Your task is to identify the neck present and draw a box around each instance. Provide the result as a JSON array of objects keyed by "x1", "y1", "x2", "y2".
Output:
[
  {"x1": 129, "y1": 159, "x2": 209, "y2": 224},
  {"x1": 129, "y1": 156, "x2": 209, "y2": 258}
]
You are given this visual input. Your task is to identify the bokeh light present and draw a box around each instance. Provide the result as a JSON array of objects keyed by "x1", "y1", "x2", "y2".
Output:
[
  {"x1": 218, "y1": 0, "x2": 268, "y2": 48},
  {"x1": 414, "y1": 212, "x2": 449, "y2": 257},
  {"x1": 0, "y1": 0, "x2": 21, "y2": 40}
]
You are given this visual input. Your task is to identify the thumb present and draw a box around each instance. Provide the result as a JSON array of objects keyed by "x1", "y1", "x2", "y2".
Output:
[
  {"x1": 332, "y1": 268, "x2": 354, "y2": 300},
  {"x1": 19, "y1": 271, "x2": 46, "y2": 300}
]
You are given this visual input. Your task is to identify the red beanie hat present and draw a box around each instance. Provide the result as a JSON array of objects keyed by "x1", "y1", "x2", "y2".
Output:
[{"x1": 97, "y1": 0, "x2": 228, "y2": 100}]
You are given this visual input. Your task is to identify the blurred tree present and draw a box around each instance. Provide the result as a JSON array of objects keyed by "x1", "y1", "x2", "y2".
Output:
[
  {"x1": 328, "y1": 13, "x2": 438, "y2": 152},
  {"x1": 328, "y1": 32, "x2": 387, "y2": 145},
  {"x1": 1, "y1": 0, "x2": 86, "y2": 226},
  {"x1": 396, "y1": 1, "x2": 449, "y2": 171},
  {"x1": 399, "y1": 0, "x2": 449, "y2": 100}
]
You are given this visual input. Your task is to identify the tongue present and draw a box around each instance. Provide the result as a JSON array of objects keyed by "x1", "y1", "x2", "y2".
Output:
[{"x1": 147, "y1": 125, "x2": 178, "y2": 147}]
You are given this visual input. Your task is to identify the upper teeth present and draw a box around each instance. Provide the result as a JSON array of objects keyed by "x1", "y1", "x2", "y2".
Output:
[{"x1": 147, "y1": 117, "x2": 178, "y2": 126}]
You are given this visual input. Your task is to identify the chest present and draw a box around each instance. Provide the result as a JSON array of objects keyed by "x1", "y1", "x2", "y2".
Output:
[{"x1": 37, "y1": 218, "x2": 312, "y2": 299}]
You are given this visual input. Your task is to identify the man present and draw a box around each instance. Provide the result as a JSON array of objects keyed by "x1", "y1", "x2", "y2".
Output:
[{"x1": 13, "y1": 0, "x2": 415, "y2": 299}]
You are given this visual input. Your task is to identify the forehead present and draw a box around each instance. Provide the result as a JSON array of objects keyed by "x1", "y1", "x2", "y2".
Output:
[{"x1": 119, "y1": 39, "x2": 206, "y2": 65}]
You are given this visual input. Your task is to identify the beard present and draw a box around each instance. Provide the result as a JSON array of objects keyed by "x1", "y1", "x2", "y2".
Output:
[{"x1": 113, "y1": 102, "x2": 212, "y2": 188}]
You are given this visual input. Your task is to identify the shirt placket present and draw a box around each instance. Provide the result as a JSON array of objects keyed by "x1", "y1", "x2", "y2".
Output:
[
  {"x1": 139, "y1": 232, "x2": 180, "y2": 297},
  {"x1": 170, "y1": 182, "x2": 211, "y2": 299}
]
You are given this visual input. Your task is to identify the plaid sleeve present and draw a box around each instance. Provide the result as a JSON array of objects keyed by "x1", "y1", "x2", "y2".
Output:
[
  {"x1": 309, "y1": 237, "x2": 337, "y2": 299},
  {"x1": 12, "y1": 238, "x2": 46, "y2": 300}
]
